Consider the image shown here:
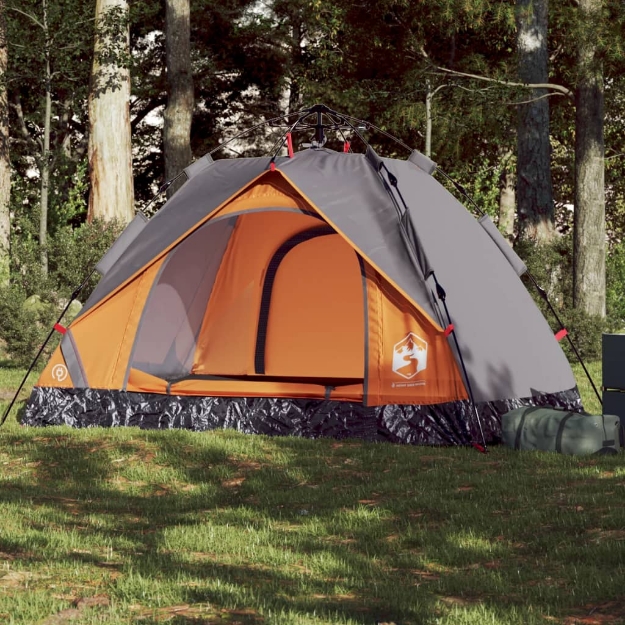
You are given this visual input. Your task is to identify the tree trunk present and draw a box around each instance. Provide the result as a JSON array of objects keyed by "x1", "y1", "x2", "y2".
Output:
[
  {"x1": 163, "y1": 0, "x2": 193, "y2": 199},
  {"x1": 87, "y1": 0, "x2": 134, "y2": 224},
  {"x1": 287, "y1": 21, "x2": 303, "y2": 114},
  {"x1": 498, "y1": 152, "x2": 516, "y2": 242},
  {"x1": 515, "y1": 0, "x2": 555, "y2": 243},
  {"x1": 0, "y1": 0, "x2": 10, "y2": 286},
  {"x1": 40, "y1": 0, "x2": 51, "y2": 274},
  {"x1": 425, "y1": 86, "x2": 433, "y2": 158},
  {"x1": 285, "y1": 20, "x2": 304, "y2": 152},
  {"x1": 573, "y1": 0, "x2": 605, "y2": 317},
  {"x1": 425, "y1": 83, "x2": 447, "y2": 158}
]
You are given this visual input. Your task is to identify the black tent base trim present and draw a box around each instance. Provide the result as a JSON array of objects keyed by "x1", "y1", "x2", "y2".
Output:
[{"x1": 22, "y1": 386, "x2": 583, "y2": 446}]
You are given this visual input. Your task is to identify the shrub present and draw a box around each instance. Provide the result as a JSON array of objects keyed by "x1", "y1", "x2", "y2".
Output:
[
  {"x1": 607, "y1": 242, "x2": 625, "y2": 330},
  {"x1": 48, "y1": 219, "x2": 123, "y2": 299},
  {"x1": 518, "y1": 235, "x2": 612, "y2": 363},
  {"x1": 0, "y1": 285, "x2": 60, "y2": 368},
  {"x1": 0, "y1": 219, "x2": 124, "y2": 366},
  {"x1": 555, "y1": 307, "x2": 610, "y2": 362}
]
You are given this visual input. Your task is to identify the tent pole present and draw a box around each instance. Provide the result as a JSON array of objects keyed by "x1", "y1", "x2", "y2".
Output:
[
  {"x1": 267, "y1": 112, "x2": 311, "y2": 162},
  {"x1": 375, "y1": 164, "x2": 489, "y2": 451},
  {"x1": 526, "y1": 273, "x2": 602, "y2": 408},
  {"x1": 0, "y1": 177, "x2": 179, "y2": 428},
  {"x1": 431, "y1": 273, "x2": 488, "y2": 452},
  {"x1": 209, "y1": 108, "x2": 311, "y2": 157},
  {"x1": 437, "y1": 169, "x2": 602, "y2": 410},
  {"x1": 0, "y1": 269, "x2": 96, "y2": 428}
]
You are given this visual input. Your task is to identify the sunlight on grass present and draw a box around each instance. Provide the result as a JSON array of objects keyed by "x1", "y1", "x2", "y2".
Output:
[
  {"x1": 0, "y1": 360, "x2": 624, "y2": 623},
  {"x1": 444, "y1": 530, "x2": 503, "y2": 557},
  {"x1": 571, "y1": 360, "x2": 602, "y2": 415},
  {"x1": 0, "y1": 419, "x2": 623, "y2": 623}
]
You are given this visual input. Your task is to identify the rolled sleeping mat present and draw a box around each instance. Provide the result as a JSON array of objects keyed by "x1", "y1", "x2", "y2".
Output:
[{"x1": 502, "y1": 407, "x2": 622, "y2": 455}]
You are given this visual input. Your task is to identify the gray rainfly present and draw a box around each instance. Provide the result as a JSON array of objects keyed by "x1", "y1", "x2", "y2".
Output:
[{"x1": 23, "y1": 106, "x2": 582, "y2": 446}]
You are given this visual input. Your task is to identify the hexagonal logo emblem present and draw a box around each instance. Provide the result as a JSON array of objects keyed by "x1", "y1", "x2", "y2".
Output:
[{"x1": 392, "y1": 333, "x2": 428, "y2": 379}]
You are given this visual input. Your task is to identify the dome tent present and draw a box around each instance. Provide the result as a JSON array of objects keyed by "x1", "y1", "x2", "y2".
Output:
[{"x1": 23, "y1": 106, "x2": 582, "y2": 446}]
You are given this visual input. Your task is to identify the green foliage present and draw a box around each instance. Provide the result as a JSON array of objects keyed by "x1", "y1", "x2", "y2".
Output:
[
  {"x1": 518, "y1": 237, "x2": 610, "y2": 362},
  {"x1": 606, "y1": 242, "x2": 625, "y2": 329},
  {"x1": 516, "y1": 233, "x2": 625, "y2": 364},
  {"x1": 48, "y1": 158, "x2": 90, "y2": 232},
  {"x1": 6, "y1": 0, "x2": 97, "y2": 274},
  {"x1": 0, "y1": 218, "x2": 122, "y2": 366},
  {"x1": 442, "y1": 154, "x2": 514, "y2": 220},
  {"x1": 571, "y1": 359, "x2": 602, "y2": 415},
  {"x1": 557, "y1": 307, "x2": 611, "y2": 364},
  {"x1": 2, "y1": 0, "x2": 625, "y2": 376},
  {"x1": 0, "y1": 286, "x2": 59, "y2": 367},
  {"x1": 48, "y1": 219, "x2": 122, "y2": 297},
  {"x1": 92, "y1": 3, "x2": 132, "y2": 95}
]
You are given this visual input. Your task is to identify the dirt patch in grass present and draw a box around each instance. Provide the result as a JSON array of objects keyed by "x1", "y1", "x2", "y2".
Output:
[
  {"x1": 131, "y1": 603, "x2": 262, "y2": 623},
  {"x1": 586, "y1": 529, "x2": 625, "y2": 542},
  {"x1": 38, "y1": 594, "x2": 111, "y2": 625},
  {"x1": 554, "y1": 600, "x2": 625, "y2": 624},
  {"x1": 232, "y1": 460, "x2": 266, "y2": 472},
  {"x1": 0, "y1": 570, "x2": 49, "y2": 588},
  {"x1": 407, "y1": 569, "x2": 440, "y2": 582},
  {"x1": 357, "y1": 497, "x2": 382, "y2": 506},
  {"x1": 322, "y1": 534, "x2": 357, "y2": 545},
  {"x1": 462, "y1": 560, "x2": 502, "y2": 571},
  {"x1": 438, "y1": 595, "x2": 483, "y2": 607}
]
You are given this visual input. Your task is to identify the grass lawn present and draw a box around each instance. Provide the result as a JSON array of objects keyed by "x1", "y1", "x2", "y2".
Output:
[{"x1": 0, "y1": 362, "x2": 623, "y2": 624}]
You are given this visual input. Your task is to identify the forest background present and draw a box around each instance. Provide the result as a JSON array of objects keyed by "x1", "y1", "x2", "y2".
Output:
[{"x1": 0, "y1": 0, "x2": 623, "y2": 368}]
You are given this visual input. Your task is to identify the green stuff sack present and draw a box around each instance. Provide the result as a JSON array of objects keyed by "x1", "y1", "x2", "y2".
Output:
[{"x1": 501, "y1": 407, "x2": 622, "y2": 455}]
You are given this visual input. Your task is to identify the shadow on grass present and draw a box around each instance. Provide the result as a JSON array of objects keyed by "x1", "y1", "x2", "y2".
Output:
[
  {"x1": 0, "y1": 429, "x2": 414, "y2": 622},
  {"x1": 0, "y1": 427, "x2": 624, "y2": 623}
]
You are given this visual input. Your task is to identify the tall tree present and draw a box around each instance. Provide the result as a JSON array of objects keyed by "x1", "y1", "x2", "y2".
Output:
[
  {"x1": 516, "y1": 0, "x2": 555, "y2": 243},
  {"x1": 6, "y1": 0, "x2": 96, "y2": 276},
  {"x1": 7, "y1": 0, "x2": 56, "y2": 273},
  {"x1": 39, "y1": 0, "x2": 51, "y2": 273},
  {"x1": 88, "y1": 0, "x2": 134, "y2": 224},
  {"x1": 0, "y1": 0, "x2": 9, "y2": 285},
  {"x1": 163, "y1": 0, "x2": 193, "y2": 198},
  {"x1": 573, "y1": 0, "x2": 605, "y2": 317},
  {"x1": 499, "y1": 151, "x2": 516, "y2": 241}
]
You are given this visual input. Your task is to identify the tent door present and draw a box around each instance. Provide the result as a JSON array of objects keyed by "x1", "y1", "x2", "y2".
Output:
[{"x1": 259, "y1": 233, "x2": 366, "y2": 380}]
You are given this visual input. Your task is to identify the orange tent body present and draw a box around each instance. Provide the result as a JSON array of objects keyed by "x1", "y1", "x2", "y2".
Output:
[
  {"x1": 25, "y1": 144, "x2": 581, "y2": 445},
  {"x1": 38, "y1": 174, "x2": 466, "y2": 406}
]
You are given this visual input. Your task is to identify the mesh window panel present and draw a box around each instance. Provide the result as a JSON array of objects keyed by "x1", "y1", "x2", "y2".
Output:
[{"x1": 131, "y1": 217, "x2": 236, "y2": 379}]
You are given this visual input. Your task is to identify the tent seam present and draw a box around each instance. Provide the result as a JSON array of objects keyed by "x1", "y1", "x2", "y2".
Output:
[
  {"x1": 117, "y1": 267, "x2": 158, "y2": 389},
  {"x1": 276, "y1": 169, "x2": 444, "y2": 332},
  {"x1": 80, "y1": 169, "x2": 277, "y2": 323}
]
